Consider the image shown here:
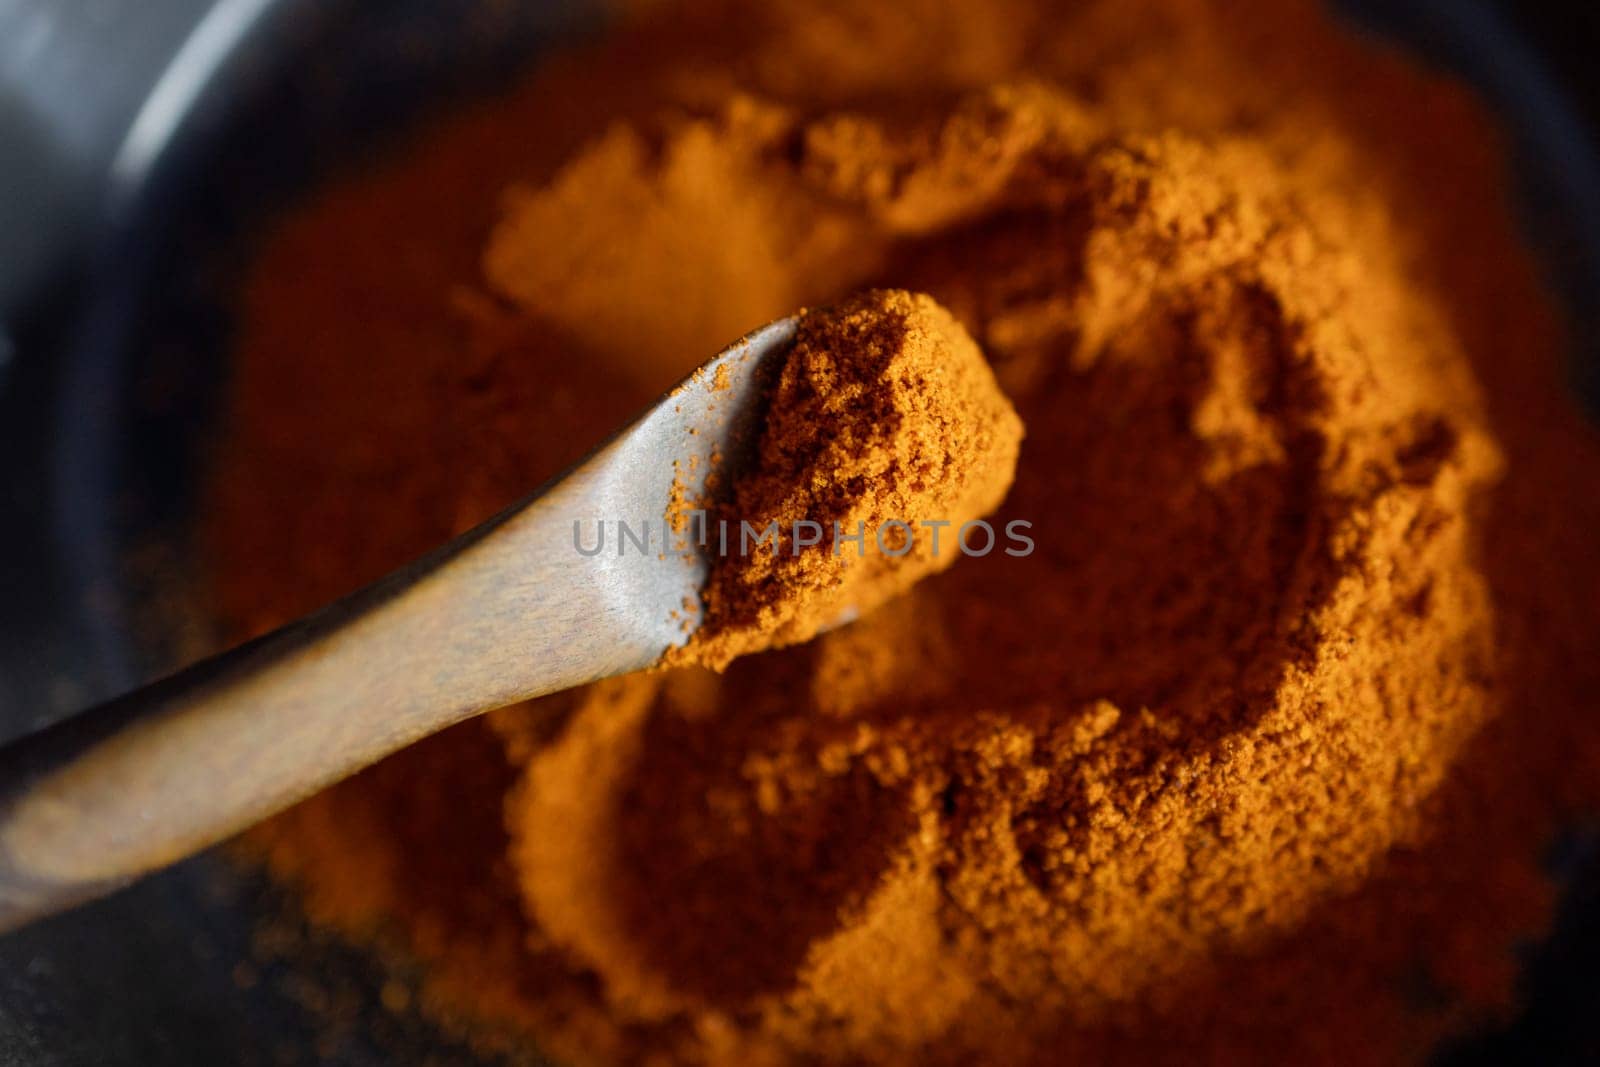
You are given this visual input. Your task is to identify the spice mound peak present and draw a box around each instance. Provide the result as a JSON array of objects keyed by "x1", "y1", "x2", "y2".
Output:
[{"x1": 670, "y1": 289, "x2": 1024, "y2": 671}]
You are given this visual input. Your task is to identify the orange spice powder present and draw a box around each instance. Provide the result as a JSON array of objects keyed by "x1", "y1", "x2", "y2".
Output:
[
  {"x1": 214, "y1": 0, "x2": 1600, "y2": 1063},
  {"x1": 667, "y1": 289, "x2": 1023, "y2": 670}
]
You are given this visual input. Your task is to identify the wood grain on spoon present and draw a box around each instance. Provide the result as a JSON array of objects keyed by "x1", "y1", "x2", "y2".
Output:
[
  {"x1": 0, "y1": 317, "x2": 797, "y2": 932},
  {"x1": 0, "y1": 289, "x2": 1025, "y2": 935}
]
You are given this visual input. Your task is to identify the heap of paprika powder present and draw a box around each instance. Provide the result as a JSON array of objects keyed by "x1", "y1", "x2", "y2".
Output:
[{"x1": 214, "y1": 1, "x2": 1600, "y2": 1062}]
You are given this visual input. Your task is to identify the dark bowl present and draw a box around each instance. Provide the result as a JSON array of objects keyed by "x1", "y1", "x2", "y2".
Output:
[{"x1": 1, "y1": 1, "x2": 1597, "y2": 1063}]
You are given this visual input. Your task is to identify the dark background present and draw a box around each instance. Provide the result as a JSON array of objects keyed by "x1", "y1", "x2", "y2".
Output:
[
  {"x1": 1511, "y1": 5, "x2": 1600, "y2": 123},
  {"x1": 1437, "y1": 9, "x2": 1600, "y2": 1051},
  {"x1": 1451, "y1": 9, "x2": 1600, "y2": 1060}
]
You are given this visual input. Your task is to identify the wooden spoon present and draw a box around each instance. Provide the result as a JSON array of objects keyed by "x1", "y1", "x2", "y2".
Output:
[{"x1": 0, "y1": 316, "x2": 798, "y2": 933}]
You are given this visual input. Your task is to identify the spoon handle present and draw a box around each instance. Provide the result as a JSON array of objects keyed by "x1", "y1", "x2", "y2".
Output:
[
  {"x1": 0, "y1": 315, "x2": 795, "y2": 933},
  {"x1": 0, "y1": 472, "x2": 659, "y2": 932}
]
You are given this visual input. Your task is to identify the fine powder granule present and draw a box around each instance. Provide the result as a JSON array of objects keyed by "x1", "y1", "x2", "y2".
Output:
[
  {"x1": 213, "y1": 0, "x2": 1600, "y2": 1063},
  {"x1": 668, "y1": 290, "x2": 1024, "y2": 671}
]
